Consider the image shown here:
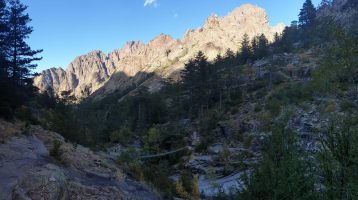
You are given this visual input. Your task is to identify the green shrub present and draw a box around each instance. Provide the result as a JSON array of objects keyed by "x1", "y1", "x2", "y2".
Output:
[
  {"x1": 195, "y1": 140, "x2": 210, "y2": 153},
  {"x1": 266, "y1": 98, "x2": 281, "y2": 117},
  {"x1": 340, "y1": 100, "x2": 356, "y2": 111},
  {"x1": 227, "y1": 87, "x2": 243, "y2": 106},
  {"x1": 192, "y1": 175, "x2": 200, "y2": 200},
  {"x1": 143, "y1": 127, "x2": 162, "y2": 153},
  {"x1": 256, "y1": 112, "x2": 273, "y2": 132},
  {"x1": 117, "y1": 147, "x2": 143, "y2": 181},
  {"x1": 199, "y1": 109, "x2": 223, "y2": 132},
  {"x1": 110, "y1": 125, "x2": 134, "y2": 145},
  {"x1": 325, "y1": 100, "x2": 337, "y2": 113},
  {"x1": 0, "y1": 103, "x2": 13, "y2": 119},
  {"x1": 175, "y1": 179, "x2": 190, "y2": 199},
  {"x1": 50, "y1": 140, "x2": 63, "y2": 161},
  {"x1": 143, "y1": 160, "x2": 174, "y2": 198},
  {"x1": 243, "y1": 134, "x2": 254, "y2": 149},
  {"x1": 117, "y1": 147, "x2": 141, "y2": 165},
  {"x1": 270, "y1": 83, "x2": 312, "y2": 106},
  {"x1": 15, "y1": 106, "x2": 33, "y2": 123},
  {"x1": 239, "y1": 124, "x2": 317, "y2": 200},
  {"x1": 254, "y1": 104, "x2": 262, "y2": 113},
  {"x1": 180, "y1": 169, "x2": 194, "y2": 196}
]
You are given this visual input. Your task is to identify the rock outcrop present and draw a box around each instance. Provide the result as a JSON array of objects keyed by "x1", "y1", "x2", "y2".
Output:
[
  {"x1": 34, "y1": 4, "x2": 285, "y2": 100},
  {"x1": 0, "y1": 120, "x2": 160, "y2": 200},
  {"x1": 317, "y1": 0, "x2": 358, "y2": 32}
]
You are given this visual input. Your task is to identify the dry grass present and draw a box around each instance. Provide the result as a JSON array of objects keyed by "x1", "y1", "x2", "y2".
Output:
[
  {"x1": 31, "y1": 125, "x2": 122, "y2": 177},
  {"x1": 0, "y1": 119, "x2": 25, "y2": 143}
]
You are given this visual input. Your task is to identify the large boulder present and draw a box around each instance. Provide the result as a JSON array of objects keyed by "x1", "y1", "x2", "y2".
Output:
[
  {"x1": 0, "y1": 121, "x2": 160, "y2": 200},
  {"x1": 12, "y1": 164, "x2": 68, "y2": 200}
]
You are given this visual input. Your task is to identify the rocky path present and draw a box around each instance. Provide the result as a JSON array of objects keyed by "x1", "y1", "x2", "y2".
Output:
[
  {"x1": 0, "y1": 125, "x2": 160, "y2": 200},
  {"x1": 0, "y1": 135, "x2": 49, "y2": 200}
]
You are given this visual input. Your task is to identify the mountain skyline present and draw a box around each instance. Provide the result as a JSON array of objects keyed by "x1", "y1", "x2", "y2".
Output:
[
  {"x1": 23, "y1": 0, "x2": 320, "y2": 72},
  {"x1": 2, "y1": 0, "x2": 358, "y2": 199},
  {"x1": 34, "y1": 4, "x2": 284, "y2": 100}
]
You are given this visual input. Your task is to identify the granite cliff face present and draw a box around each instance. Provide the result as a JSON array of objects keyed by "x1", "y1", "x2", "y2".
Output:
[{"x1": 34, "y1": 4, "x2": 285, "y2": 100}]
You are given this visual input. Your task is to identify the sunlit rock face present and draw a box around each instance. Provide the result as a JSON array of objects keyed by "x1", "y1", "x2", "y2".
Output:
[{"x1": 34, "y1": 4, "x2": 284, "y2": 100}]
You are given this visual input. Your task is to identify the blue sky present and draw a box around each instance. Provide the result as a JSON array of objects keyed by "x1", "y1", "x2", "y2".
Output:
[{"x1": 22, "y1": 0, "x2": 321, "y2": 72}]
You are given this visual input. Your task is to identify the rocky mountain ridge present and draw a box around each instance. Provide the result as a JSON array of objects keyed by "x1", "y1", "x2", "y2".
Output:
[{"x1": 34, "y1": 4, "x2": 285, "y2": 100}]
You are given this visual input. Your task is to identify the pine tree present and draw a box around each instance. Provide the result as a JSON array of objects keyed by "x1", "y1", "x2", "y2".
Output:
[
  {"x1": 216, "y1": 49, "x2": 236, "y2": 104},
  {"x1": 240, "y1": 124, "x2": 316, "y2": 200},
  {"x1": 181, "y1": 51, "x2": 210, "y2": 116},
  {"x1": 274, "y1": 32, "x2": 280, "y2": 43},
  {"x1": 251, "y1": 36, "x2": 259, "y2": 60},
  {"x1": 345, "y1": 0, "x2": 358, "y2": 8},
  {"x1": 181, "y1": 57, "x2": 198, "y2": 116},
  {"x1": 251, "y1": 34, "x2": 269, "y2": 60},
  {"x1": 318, "y1": 116, "x2": 358, "y2": 199},
  {"x1": 5, "y1": 0, "x2": 42, "y2": 88},
  {"x1": 224, "y1": 48, "x2": 235, "y2": 62},
  {"x1": 299, "y1": 0, "x2": 317, "y2": 29},
  {"x1": 277, "y1": 21, "x2": 299, "y2": 52},
  {"x1": 239, "y1": 33, "x2": 252, "y2": 64},
  {"x1": 0, "y1": 0, "x2": 7, "y2": 44},
  {"x1": 0, "y1": 0, "x2": 8, "y2": 77},
  {"x1": 319, "y1": 0, "x2": 332, "y2": 9},
  {"x1": 133, "y1": 86, "x2": 149, "y2": 133},
  {"x1": 257, "y1": 34, "x2": 269, "y2": 59},
  {"x1": 343, "y1": 0, "x2": 358, "y2": 34},
  {"x1": 0, "y1": 0, "x2": 7, "y2": 39},
  {"x1": 312, "y1": 24, "x2": 358, "y2": 94},
  {"x1": 213, "y1": 54, "x2": 226, "y2": 109},
  {"x1": 196, "y1": 51, "x2": 211, "y2": 115},
  {"x1": 272, "y1": 32, "x2": 282, "y2": 53},
  {"x1": 0, "y1": 0, "x2": 10, "y2": 117}
]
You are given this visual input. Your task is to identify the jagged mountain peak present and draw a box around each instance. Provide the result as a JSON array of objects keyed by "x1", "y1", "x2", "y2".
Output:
[
  {"x1": 228, "y1": 3, "x2": 266, "y2": 16},
  {"x1": 123, "y1": 40, "x2": 145, "y2": 52},
  {"x1": 34, "y1": 4, "x2": 284, "y2": 100},
  {"x1": 148, "y1": 33, "x2": 177, "y2": 48},
  {"x1": 204, "y1": 14, "x2": 221, "y2": 29}
]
